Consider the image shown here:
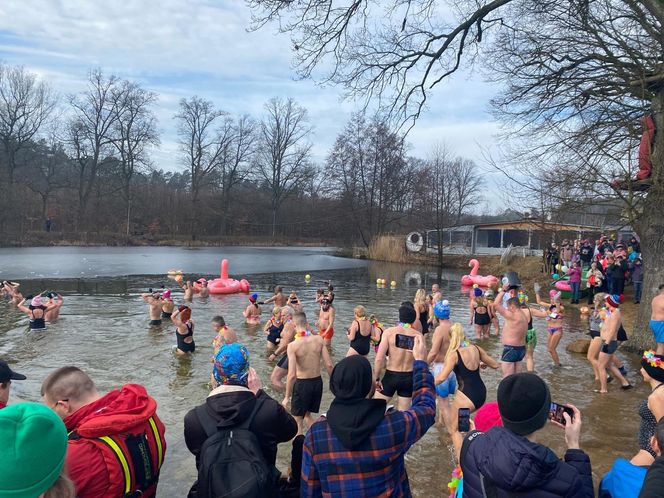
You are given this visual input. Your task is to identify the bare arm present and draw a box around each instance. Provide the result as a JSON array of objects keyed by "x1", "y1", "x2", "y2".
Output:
[
  {"x1": 494, "y1": 291, "x2": 509, "y2": 317},
  {"x1": 329, "y1": 307, "x2": 336, "y2": 328},
  {"x1": 529, "y1": 307, "x2": 549, "y2": 318},
  {"x1": 478, "y1": 346, "x2": 500, "y2": 369},
  {"x1": 283, "y1": 345, "x2": 297, "y2": 403},
  {"x1": 274, "y1": 330, "x2": 293, "y2": 356},
  {"x1": 17, "y1": 300, "x2": 30, "y2": 314},
  {"x1": 321, "y1": 343, "x2": 334, "y2": 376},
  {"x1": 347, "y1": 320, "x2": 358, "y2": 342},
  {"x1": 171, "y1": 309, "x2": 184, "y2": 329},
  {"x1": 374, "y1": 332, "x2": 389, "y2": 381}
]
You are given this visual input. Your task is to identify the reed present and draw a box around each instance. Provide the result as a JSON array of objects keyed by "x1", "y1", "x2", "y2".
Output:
[{"x1": 368, "y1": 235, "x2": 409, "y2": 263}]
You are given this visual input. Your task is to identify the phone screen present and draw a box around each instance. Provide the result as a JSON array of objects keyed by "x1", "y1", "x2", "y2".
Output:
[
  {"x1": 395, "y1": 333, "x2": 414, "y2": 350},
  {"x1": 548, "y1": 402, "x2": 574, "y2": 425},
  {"x1": 458, "y1": 407, "x2": 471, "y2": 432}
]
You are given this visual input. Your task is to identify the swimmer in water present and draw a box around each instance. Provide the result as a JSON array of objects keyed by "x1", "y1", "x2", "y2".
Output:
[
  {"x1": 243, "y1": 293, "x2": 262, "y2": 324},
  {"x1": 211, "y1": 315, "x2": 237, "y2": 357},
  {"x1": 346, "y1": 305, "x2": 373, "y2": 357},
  {"x1": 315, "y1": 298, "x2": 335, "y2": 346},
  {"x1": 17, "y1": 295, "x2": 58, "y2": 330},
  {"x1": 182, "y1": 281, "x2": 194, "y2": 301},
  {"x1": 42, "y1": 292, "x2": 64, "y2": 322},
  {"x1": 3, "y1": 281, "x2": 23, "y2": 306},
  {"x1": 161, "y1": 289, "x2": 174, "y2": 320},
  {"x1": 198, "y1": 279, "x2": 209, "y2": 298},
  {"x1": 172, "y1": 305, "x2": 195, "y2": 355},
  {"x1": 264, "y1": 286, "x2": 287, "y2": 307},
  {"x1": 535, "y1": 289, "x2": 565, "y2": 367},
  {"x1": 270, "y1": 306, "x2": 296, "y2": 390},
  {"x1": 264, "y1": 306, "x2": 284, "y2": 351},
  {"x1": 287, "y1": 292, "x2": 303, "y2": 312},
  {"x1": 517, "y1": 291, "x2": 548, "y2": 373},
  {"x1": 141, "y1": 289, "x2": 164, "y2": 326}
]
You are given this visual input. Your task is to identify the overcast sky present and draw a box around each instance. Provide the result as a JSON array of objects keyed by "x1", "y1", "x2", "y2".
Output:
[{"x1": 0, "y1": 0, "x2": 505, "y2": 201}]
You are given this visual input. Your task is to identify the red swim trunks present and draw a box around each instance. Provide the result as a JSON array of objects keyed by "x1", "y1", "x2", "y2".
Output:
[{"x1": 320, "y1": 327, "x2": 334, "y2": 340}]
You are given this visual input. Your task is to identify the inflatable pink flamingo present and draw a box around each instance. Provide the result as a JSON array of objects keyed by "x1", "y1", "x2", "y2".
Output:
[
  {"x1": 195, "y1": 259, "x2": 250, "y2": 295},
  {"x1": 461, "y1": 259, "x2": 499, "y2": 287}
]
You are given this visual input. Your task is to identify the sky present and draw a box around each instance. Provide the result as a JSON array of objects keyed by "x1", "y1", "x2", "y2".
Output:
[{"x1": 0, "y1": 0, "x2": 504, "y2": 199}]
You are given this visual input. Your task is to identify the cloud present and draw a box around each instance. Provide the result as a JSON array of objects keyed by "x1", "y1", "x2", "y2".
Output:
[{"x1": 0, "y1": 0, "x2": 501, "y2": 173}]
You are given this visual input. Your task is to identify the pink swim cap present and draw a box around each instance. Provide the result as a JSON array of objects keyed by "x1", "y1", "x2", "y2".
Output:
[
  {"x1": 162, "y1": 290, "x2": 171, "y2": 299},
  {"x1": 474, "y1": 401, "x2": 504, "y2": 432},
  {"x1": 30, "y1": 296, "x2": 42, "y2": 307}
]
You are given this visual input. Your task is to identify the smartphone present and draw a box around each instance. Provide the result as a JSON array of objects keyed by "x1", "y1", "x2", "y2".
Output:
[
  {"x1": 395, "y1": 333, "x2": 414, "y2": 350},
  {"x1": 548, "y1": 402, "x2": 574, "y2": 425},
  {"x1": 458, "y1": 407, "x2": 471, "y2": 432}
]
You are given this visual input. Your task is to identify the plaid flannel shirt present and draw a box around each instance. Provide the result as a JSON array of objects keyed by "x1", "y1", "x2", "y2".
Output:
[{"x1": 301, "y1": 359, "x2": 435, "y2": 497}]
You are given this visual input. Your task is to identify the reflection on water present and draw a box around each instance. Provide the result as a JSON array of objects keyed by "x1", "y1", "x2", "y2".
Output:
[{"x1": 0, "y1": 259, "x2": 648, "y2": 495}]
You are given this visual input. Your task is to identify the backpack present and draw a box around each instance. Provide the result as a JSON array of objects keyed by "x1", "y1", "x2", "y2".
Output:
[{"x1": 195, "y1": 396, "x2": 278, "y2": 498}]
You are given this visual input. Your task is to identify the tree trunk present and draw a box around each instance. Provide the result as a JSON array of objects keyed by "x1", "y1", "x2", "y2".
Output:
[
  {"x1": 437, "y1": 227, "x2": 444, "y2": 268},
  {"x1": 634, "y1": 88, "x2": 664, "y2": 351}
]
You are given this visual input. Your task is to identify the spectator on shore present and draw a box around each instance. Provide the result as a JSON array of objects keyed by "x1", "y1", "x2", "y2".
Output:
[
  {"x1": 41, "y1": 366, "x2": 167, "y2": 498},
  {"x1": 460, "y1": 373, "x2": 594, "y2": 497},
  {"x1": 580, "y1": 239, "x2": 594, "y2": 269},
  {"x1": 629, "y1": 236, "x2": 641, "y2": 255},
  {"x1": 185, "y1": 343, "x2": 297, "y2": 497},
  {"x1": 632, "y1": 258, "x2": 644, "y2": 304},
  {"x1": 301, "y1": 337, "x2": 435, "y2": 496},
  {"x1": 0, "y1": 360, "x2": 26, "y2": 409}
]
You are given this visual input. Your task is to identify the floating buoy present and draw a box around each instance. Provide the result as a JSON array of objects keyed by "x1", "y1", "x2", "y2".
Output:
[
  {"x1": 390, "y1": 280, "x2": 397, "y2": 288},
  {"x1": 376, "y1": 278, "x2": 382, "y2": 285},
  {"x1": 305, "y1": 274, "x2": 311, "y2": 282}
]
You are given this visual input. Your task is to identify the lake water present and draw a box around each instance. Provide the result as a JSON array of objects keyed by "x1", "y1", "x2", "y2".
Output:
[{"x1": 0, "y1": 247, "x2": 648, "y2": 496}]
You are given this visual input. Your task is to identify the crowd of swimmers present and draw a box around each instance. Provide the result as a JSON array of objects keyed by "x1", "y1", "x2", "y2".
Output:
[{"x1": 3, "y1": 271, "x2": 664, "y2": 497}]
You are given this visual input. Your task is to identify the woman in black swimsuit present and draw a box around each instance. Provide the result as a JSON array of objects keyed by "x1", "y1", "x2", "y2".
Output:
[
  {"x1": 173, "y1": 305, "x2": 195, "y2": 355},
  {"x1": 472, "y1": 296, "x2": 492, "y2": 340},
  {"x1": 346, "y1": 305, "x2": 373, "y2": 357},
  {"x1": 17, "y1": 295, "x2": 57, "y2": 330},
  {"x1": 632, "y1": 350, "x2": 664, "y2": 465},
  {"x1": 434, "y1": 323, "x2": 499, "y2": 459},
  {"x1": 414, "y1": 289, "x2": 431, "y2": 334}
]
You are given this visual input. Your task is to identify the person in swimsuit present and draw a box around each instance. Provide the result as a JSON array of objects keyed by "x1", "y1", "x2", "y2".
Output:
[
  {"x1": 161, "y1": 289, "x2": 174, "y2": 319},
  {"x1": 282, "y1": 311, "x2": 333, "y2": 435},
  {"x1": 17, "y1": 295, "x2": 57, "y2": 330},
  {"x1": 315, "y1": 299, "x2": 335, "y2": 346},
  {"x1": 373, "y1": 303, "x2": 423, "y2": 411},
  {"x1": 325, "y1": 284, "x2": 335, "y2": 304},
  {"x1": 141, "y1": 289, "x2": 163, "y2": 326},
  {"x1": 264, "y1": 306, "x2": 284, "y2": 351},
  {"x1": 270, "y1": 306, "x2": 296, "y2": 390},
  {"x1": 535, "y1": 288, "x2": 566, "y2": 367},
  {"x1": 484, "y1": 290, "x2": 500, "y2": 337},
  {"x1": 650, "y1": 285, "x2": 664, "y2": 354},
  {"x1": 519, "y1": 291, "x2": 548, "y2": 373},
  {"x1": 173, "y1": 305, "x2": 195, "y2": 355},
  {"x1": 632, "y1": 350, "x2": 664, "y2": 466},
  {"x1": 471, "y1": 296, "x2": 492, "y2": 340},
  {"x1": 264, "y1": 286, "x2": 287, "y2": 307},
  {"x1": 182, "y1": 281, "x2": 194, "y2": 301},
  {"x1": 427, "y1": 300, "x2": 456, "y2": 427},
  {"x1": 43, "y1": 292, "x2": 64, "y2": 322},
  {"x1": 434, "y1": 323, "x2": 499, "y2": 459},
  {"x1": 243, "y1": 293, "x2": 262, "y2": 324},
  {"x1": 587, "y1": 292, "x2": 608, "y2": 383},
  {"x1": 495, "y1": 286, "x2": 529, "y2": 377},
  {"x1": 346, "y1": 305, "x2": 373, "y2": 357},
  {"x1": 597, "y1": 294, "x2": 631, "y2": 393},
  {"x1": 432, "y1": 283, "x2": 442, "y2": 304},
  {"x1": 413, "y1": 289, "x2": 431, "y2": 334},
  {"x1": 197, "y1": 279, "x2": 209, "y2": 298},
  {"x1": 211, "y1": 315, "x2": 237, "y2": 357},
  {"x1": 287, "y1": 292, "x2": 303, "y2": 313},
  {"x1": 3, "y1": 281, "x2": 23, "y2": 306},
  {"x1": 369, "y1": 314, "x2": 384, "y2": 353}
]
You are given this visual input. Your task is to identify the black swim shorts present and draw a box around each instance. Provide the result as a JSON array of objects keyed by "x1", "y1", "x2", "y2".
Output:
[
  {"x1": 276, "y1": 354, "x2": 289, "y2": 370},
  {"x1": 501, "y1": 345, "x2": 526, "y2": 363},
  {"x1": 381, "y1": 370, "x2": 413, "y2": 398},
  {"x1": 601, "y1": 340, "x2": 618, "y2": 355},
  {"x1": 149, "y1": 319, "x2": 162, "y2": 326},
  {"x1": 292, "y1": 376, "x2": 323, "y2": 416}
]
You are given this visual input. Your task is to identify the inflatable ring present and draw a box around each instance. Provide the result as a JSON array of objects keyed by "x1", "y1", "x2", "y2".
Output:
[
  {"x1": 167, "y1": 269, "x2": 184, "y2": 276},
  {"x1": 406, "y1": 232, "x2": 424, "y2": 252},
  {"x1": 404, "y1": 271, "x2": 422, "y2": 287}
]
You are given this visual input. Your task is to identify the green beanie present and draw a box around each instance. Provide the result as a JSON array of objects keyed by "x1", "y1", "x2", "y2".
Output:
[{"x1": 0, "y1": 403, "x2": 67, "y2": 498}]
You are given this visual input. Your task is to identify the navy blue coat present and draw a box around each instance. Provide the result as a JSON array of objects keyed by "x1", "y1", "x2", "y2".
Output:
[{"x1": 460, "y1": 428, "x2": 594, "y2": 498}]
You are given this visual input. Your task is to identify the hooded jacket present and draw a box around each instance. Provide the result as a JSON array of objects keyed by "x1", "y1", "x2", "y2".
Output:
[
  {"x1": 184, "y1": 385, "x2": 297, "y2": 497},
  {"x1": 460, "y1": 427, "x2": 593, "y2": 498},
  {"x1": 64, "y1": 384, "x2": 167, "y2": 498}
]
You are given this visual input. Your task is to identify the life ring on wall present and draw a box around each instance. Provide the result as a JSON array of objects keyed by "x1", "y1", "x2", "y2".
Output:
[
  {"x1": 404, "y1": 271, "x2": 423, "y2": 287},
  {"x1": 406, "y1": 232, "x2": 424, "y2": 252}
]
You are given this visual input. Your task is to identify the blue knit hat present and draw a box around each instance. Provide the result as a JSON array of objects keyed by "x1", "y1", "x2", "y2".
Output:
[
  {"x1": 434, "y1": 300, "x2": 451, "y2": 319},
  {"x1": 213, "y1": 343, "x2": 250, "y2": 386}
]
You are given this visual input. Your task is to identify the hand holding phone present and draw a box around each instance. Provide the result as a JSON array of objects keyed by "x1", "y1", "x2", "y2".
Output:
[
  {"x1": 548, "y1": 402, "x2": 575, "y2": 426},
  {"x1": 395, "y1": 333, "x2": 415, "y2": 350},
  {"x1": 458, "y1": 407, "x2": 471, "y2": 433}
]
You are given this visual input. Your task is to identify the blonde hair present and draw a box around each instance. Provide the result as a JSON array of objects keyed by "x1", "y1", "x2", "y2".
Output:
[
  {"x1": 272, "y1": 306, "x2": 281, "y2": 317},
  {"x1": 594, "y1": 292, "x2": 607, "y2": 308},
  {"x1": 414, "y1": 289, "x2": 426, "y2": 307},
  {"x1": 354, "y1": 305, "x2": 366, "y2": 318},
  {"x1": 445, "y1": 323, "x2": 467, "y2": 362}
]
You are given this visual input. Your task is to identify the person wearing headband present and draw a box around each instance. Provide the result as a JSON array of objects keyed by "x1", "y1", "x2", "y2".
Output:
[{"x1": 596, "y1": 295, "x2": 631, "y2": 394}]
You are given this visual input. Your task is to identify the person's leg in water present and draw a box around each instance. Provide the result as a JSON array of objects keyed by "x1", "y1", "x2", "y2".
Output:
[
  {"x1": 500, "y1": 358, "x2": 519, "y2": 378},
  {"x1": 525, "y1": 344, "x2": 535, "y2": 372},
  {"x1": 597, "y1": 351, "x2": 611, "y2": 393},
  {"x1": 271, "y1": 365, "x2": 287, "y2": 391},
  {"x1": 548, "y1": 330, "x2": 562, "y2": 366},
  {"x1": 397, "y1": 396, "x2": 412, "y2": 411},
  {"x1": 587, "y1": 337, "x2": 602, "y2": 381}
]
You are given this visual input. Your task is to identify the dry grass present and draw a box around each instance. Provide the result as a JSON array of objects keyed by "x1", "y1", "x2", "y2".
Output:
[{"x1": 368, "y1": 235, "x2": 409, "y2": 263}]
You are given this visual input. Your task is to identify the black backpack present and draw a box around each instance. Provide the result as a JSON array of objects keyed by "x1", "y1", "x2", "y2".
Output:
[{"x1": 195, "y1": 396, "x2": 278, "y2": 498}]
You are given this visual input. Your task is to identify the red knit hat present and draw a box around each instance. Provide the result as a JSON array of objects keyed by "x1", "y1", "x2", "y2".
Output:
[
  {"x1": 605, "y1": 294, "x2": 622, "y2": 308},
  {"x1": 474, "y1": 401, "x2": 504, "y2": 432}
]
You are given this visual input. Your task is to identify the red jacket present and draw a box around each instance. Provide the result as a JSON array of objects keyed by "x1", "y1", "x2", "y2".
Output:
[{"x1": 65, "y1": 384, "x2": 166, "y2": 498}]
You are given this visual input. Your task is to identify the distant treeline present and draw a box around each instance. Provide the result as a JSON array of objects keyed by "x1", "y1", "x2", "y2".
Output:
[{"x1": 0, "y1": 64, "x2": 491, "y2": 246}]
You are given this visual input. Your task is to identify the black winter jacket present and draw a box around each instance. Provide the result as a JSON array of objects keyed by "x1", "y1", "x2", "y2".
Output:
[{"x1": 460, "y1": 427, "x2": 594, "y2": 498}]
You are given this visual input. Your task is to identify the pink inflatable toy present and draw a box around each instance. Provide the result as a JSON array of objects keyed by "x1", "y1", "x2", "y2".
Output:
[
  {"x1": 554, "y1": 280, "x2": 572, "y2": 292},
  {"x1": 461, "y1": 259, "x2": 499, "y2": 287},
  {"x1": 197, "y1": 259, "x2": 250, "y2": 295}
]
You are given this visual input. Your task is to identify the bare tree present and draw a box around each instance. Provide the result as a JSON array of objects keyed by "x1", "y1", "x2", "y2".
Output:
[
  {"x1": 175, "y1": 96, "x2": 232, "y2": 238},
  {"x1": 0, "y1": 63, "x2": 56, "y2": 227},
  {"x1": 110, "y1": 80, "x2": 159, "y2": 230},
  {"x1": 67, "y1": 70, "x2": 121, "y2": 230},
  {"x1": 327, "y1": 112, "x2": 414, "y2": 246},
  {"x1": 256, "y1": 97, "x2": 313, "y2": 237}
]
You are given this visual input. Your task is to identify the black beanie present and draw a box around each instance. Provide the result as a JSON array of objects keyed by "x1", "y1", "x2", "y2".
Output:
[
  {"x1": 330, "y1": 355, "x2": 373, "y2": 400},
  {"x1": 497, "y1": 373, "x2": 551, "y2": 436},
  {"x1": 398, "y1": 304, "x2": 417, "y2": 324}
]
